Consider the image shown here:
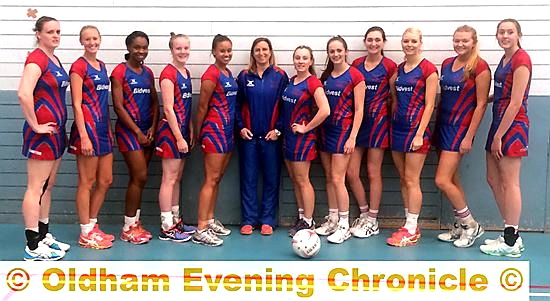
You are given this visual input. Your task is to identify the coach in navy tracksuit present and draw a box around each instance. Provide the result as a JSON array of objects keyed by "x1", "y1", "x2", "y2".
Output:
[{"x1": 236, "y1": 37, "x2": 289, "y2": 235}]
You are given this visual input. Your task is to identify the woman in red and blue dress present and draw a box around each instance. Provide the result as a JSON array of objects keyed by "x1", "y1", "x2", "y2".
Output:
[
  {"x1": 315, "y1": 36, "x2": 365, "y2": 244},
  {"x1": 236, "y1": 38, "x2": 289, "y2": 236},
  {"x1": 348, "y1": 26, "x2": 397, "y2": 239},
  {"x1": 434, "y1": 25, "x2": 490, "y2": 248},
  {"x1": 111, "y1": 31, "x2": 159, "y2": 245},
  {"x1": 193, "y1": 34, "x2": 238, "y2": 247},
  {"x1": 480, "y1": 19, "x2": 531, "y2": 257},
  {"x1": 155, "y1": 33, "x2": 197, "y2": 243},
  {"x1": 284, "y1": 45, "x2": 330, "y2": 237},
  {"x1": 69, "y1": 25, "x2": 115, "y2": 250},
  {"x1": 387, "y1": 28, "x2": 438, "y2": 247},
  {"x1": 19, "y1": 16, "x2": 71, "y2": 260}
]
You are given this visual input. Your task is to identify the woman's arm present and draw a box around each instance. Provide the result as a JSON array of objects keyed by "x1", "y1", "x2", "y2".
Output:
[
  {"x1": 194, "y1": 80, "x2": 216, "y2": 139},
  {"x1": 344, "y1": 81, "x2": 366, "y2": 154},
  {"x1": 161, "y1": 78, "x2": 187, "y2": 153},
  {"x1": 18, "y1": 63, "x2": 57, "y2": 134},
  {"x1": 411, "y1": 72, "x2": 438, "y2": 151},
  {"x1": 70, "y1": 73, "x2": 93, "y2": 155},
  {"x1": 111, "y1": 77, "x2": 148, "y2": 145},
  {"x1": 460, "y1": 69, "x2": 491, "y2": 154},
  {"x1": 292, "y1": 87, "x2": 330, "y2": 134}
]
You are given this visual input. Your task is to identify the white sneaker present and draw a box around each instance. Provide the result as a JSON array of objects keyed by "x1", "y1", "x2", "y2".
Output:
[
  {"x1": 192, "y1": 229, "x2": 223, "y2": 247},
  {"x1": 437, "y1": 223, "x2": 462, "y2": 242},
  {"x1": 349, "y1": 216, "x2": 366, "y2": 236},
  {"x1": 352, "y1": 220, "x2": 380, "y2": 238},
  {"x1": 480, "y1": 240, "x2": 522, "y2": 258},
  {"x1": 315, "y1": 216, "x2": 338, "y2": 236},
  {"x1": 327, "y1": 225, "x2": 351, "y2": 244},
  {"x1": 208, "y1": 219, "x2": 231, "y2": 236},
  {"x1": 42, "y1": 233, "x2": 71, "y2": 252},
  {"x1": 453, "y1": 223, "x2": 484, "y2": 248},
  {"x1": 24, "y1": 241, "x2": 65, "y2": 261},
  {"x1": 484, "y1": 235, "x2": 525, "y2": 252}
]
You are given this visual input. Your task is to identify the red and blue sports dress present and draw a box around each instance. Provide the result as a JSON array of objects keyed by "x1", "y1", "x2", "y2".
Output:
[
  {"x1": 319, "y1": 66, "x2": 364, "y2": 154},
  {"x1": 391, "y1": 59, "x2": 438, "y2": 153},
  {"x1": 199, "y1": 64, "x2": 238, "y2": 153},
  {"x1": 155, "y1": 64, "x2": 192, "y2": 159},
  {"x1": 434, "y1": 57, "x2": 490, "y2": 152},
  {"x1": 22, "y1": 49, "x2": 69, "y2": 160},
  {"x1": 68, "y1": 57, "x2": 113, "y2": 156},
  {"x1": 485, "y1": 49, "x2": 531, "y2": 157},
  {"x1": 281, "y1": 75, "x2": 323, "y2": 161},
  {"x1": 110, "y1": 63, "x2": 155, "y2": 152},
  {"x1": 352, "y1": 56, "x2": 397, "y2": 149}
]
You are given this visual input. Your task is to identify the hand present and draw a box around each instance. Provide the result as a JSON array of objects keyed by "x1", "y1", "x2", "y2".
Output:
[
  {"x1": 146, "y1": 127, "x2": 155, "y2": 143},
  {"x1": 176, "y1": 138, "x2": 189, "y2": 153},
  {"x1": 189, "y1": 132, "x2": 195, "y2": 149},
  {"x1": 265, "y1": 130, "x2": 279, "y2": 141},
  {"x1": 33, "y1": 122, "x2": 58, "y2": 135},
  {"x1": 136, "y1": 131, "x2": 150, "y2": 145},
  {"x1": 240, "y1": 128, "x2": 253, "y2": 140},
  {"x1": 80, "y1": 136, "x2": 94, "y2": 156},
  {"x1": 344, "y1": 137, "x2": 356, "y2": 154},
  {"x1": 459, "y1": 137, "x2": 473, "y2": 155},
  {"x1": 291, "y1": 121, "x2": 307, "y2": 134},
  {"x1": 410, "y1": 135, "x2": 424, "y2": 152},
  {"x1": 491, "y1": 136, "x2": 503, "y2": 161}
]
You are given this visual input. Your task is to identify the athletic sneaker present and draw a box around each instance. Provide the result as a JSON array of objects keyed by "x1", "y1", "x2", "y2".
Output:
[
  {"x1": 349, "y1": 216, "x2": 367, "y2": 236},
  {"x1": 175, "y1": 220, "x2": 197, "y2": 234},
  {"x1": 484, "y1": 235, "x2": 525, "y2": 252},
  {"x1": 192, "y1": 229, "x2": 223, "y2": 247},
  {"x1": 209, "y1": 219, "x2": 231, "y2": 236},
  {"x1": 480, "y1": 240, "x2": 522, "y2": 257},
  {"x1": 327, "y1": 225, "x2": 351, "y2": 244},
  {"x1": 42, "y1": 233, "x2": 71, "y2": 252},
  {"x1": 159, "y1": 225, "x2": 192, "y2": 242},
  {"x1": 288, "y1": 217, "x2": 301, "y2": 237},
  {"x1": 240, "y1": 225, "x2": 253, "y2": 235},
  {"x1": 437, "y1": 223, "x2": 462, "y2": 242},
  {"x1": 93, "y1": 224, "x2": 115, "y2": 242},
  {"x1": 288, "y1": 219, "x2": 314, "y2": 237},
  {"x1": 24, "y1": 241, "x2": 65, "y2": 261},
  {"x1": 120, "y1": 224, "x2": 150, "y2": 244},
  {"x1": 453, "y1": 223, "x2": 484, "y2": 248},
  {"x1": 386, "y1": 227, "x2": 421, "y2": 247},
  {"x1": 79, "y1": 229, "x2": 113, "y2": 249},
  {"x1": 136, "y1": 221, "x2": 153, "y2": 239},
  {"x1": 352, "y1": 220, "x2": 380, "y2": 238},
  {"x1": 315, "y1": 216, "x2": 338, "y2": 236}
]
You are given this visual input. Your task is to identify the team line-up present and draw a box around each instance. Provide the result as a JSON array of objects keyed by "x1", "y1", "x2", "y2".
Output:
[{"x1": 17, "y1": 16, "x2": 531, "y2": 261}]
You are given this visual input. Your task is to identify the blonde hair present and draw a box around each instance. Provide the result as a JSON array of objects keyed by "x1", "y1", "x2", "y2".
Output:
[
  {"x1": 168, "y1": 32, "x2": 189, "y2": 50},
  {"x1": 454, "y1": 25, "x2": 480, "y2": 81},
  {"x1": 402, "y1": 27, "x2": 423, "y2": 60},
  {"x1": 79, "y1": 25, "x2": 100, "y2": 42}
]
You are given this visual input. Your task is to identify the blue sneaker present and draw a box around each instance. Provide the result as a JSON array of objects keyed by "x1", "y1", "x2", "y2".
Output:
[
  {"x1": 24, "y1": 242, "x2": 65, "y2": 261},
  {"x1": 159, "y1": 225, "x2": 191, "y2": 242},
  {"x1": 175, "y1": 220, "x2": 198, "y2": 234}
]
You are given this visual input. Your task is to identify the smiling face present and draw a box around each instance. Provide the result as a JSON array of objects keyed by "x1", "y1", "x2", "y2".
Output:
[
  {"x1": 213, "y1": 40, "x2": 233, "y2": 66},
  {"x1": 364, "y1": 30, "x2": 385, "y2": 56},
  {"x1": 80, "y1": 27, "x2": 101, "y2": 55},
  {"x1": 293, "y1": 48, "x2": 313, "y2": 74},
  {"x1": 36, "y1": 20, "x2": 61, "y2": 50},
  {"x1": 453, "y1": 30, "x2": 475, "y2": 58},
  {"x1": 496, "y1": 21, "x2": 521, "y2": 50},
  {"x1": 127, "y1": 36, "x2": 149, "y2": 64},
  {"x1": 327, "y1": 40, "x2": 347, "y2": 65},
  {"x1": 253, "y1": 41, "x2": 272, "y2": 66},
  {"x1": 171, "y1": 36, "x2": 190, "y2": 65},
  {"x1": 401, "y1": 31, "x2": 422, "y2": 56}
]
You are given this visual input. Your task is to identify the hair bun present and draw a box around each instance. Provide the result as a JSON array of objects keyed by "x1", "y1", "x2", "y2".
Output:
[{"x1": 170, "y1": 32, "x2": 175, "y2": 37}]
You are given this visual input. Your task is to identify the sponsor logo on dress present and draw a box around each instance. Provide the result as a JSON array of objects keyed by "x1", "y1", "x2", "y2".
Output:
[
  {"x1": 396, "y1": 85, "x2": 413, "y2": 92},
  {"x1": 96, "y1": 84, "x2": 109, "y2": 91},
  {"x1": 282, "y1": 95, "x2": 297, "y2": 104},
  {"x1": 93, "y1": 75, "x2": 101, "y2": 81},
  {"x1": 224, "y1": 82, "x2": 232, "y2": 88},
  {"x1": 133, "y1": 88, "x2": 150, "y2": 94},
  {"x1": 442, "y1": 85, "x2": 460, "y2": 92},
  {"x1": 129, "y1": 79, "x2": 138, "y2": 85},
  {"x1": 181, "y1": 83, "x2": 187, "y2": 89},
  {"x1": 325, "y1": 89, "x2": 341, "y2": 97},
  {"x1": 226, "y1": 90, "x2": 237, "y2": 97},
  {"x1": 366, "y1": 84, "x2": 379, "y2": 90},
  {"x1": 55, "y1": 71, "x2": 63, "y2": 77},
  {"x1": 247, "y1": 80, "x2": 255, "y2": 87},
  {"x1": 494, "y1": 81, "x2": 503, "y2": 88}
]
